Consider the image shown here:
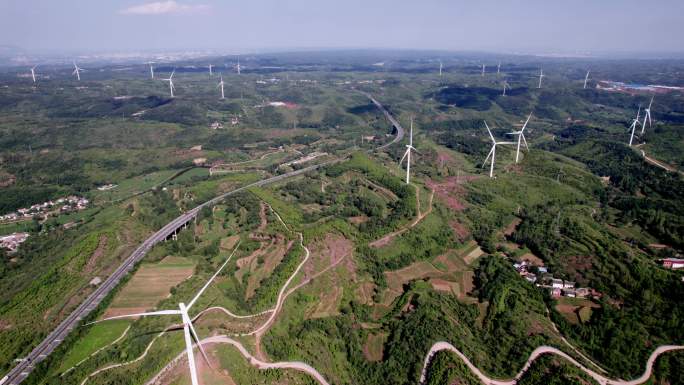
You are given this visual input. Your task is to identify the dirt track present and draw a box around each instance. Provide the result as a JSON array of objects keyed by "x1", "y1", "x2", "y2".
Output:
[
  {"x1": 369, "y1": 187, "x2": 435, "y2": 248},
  {"x1": 419, "y1": 341, "x2": 684, "y2": 385}
]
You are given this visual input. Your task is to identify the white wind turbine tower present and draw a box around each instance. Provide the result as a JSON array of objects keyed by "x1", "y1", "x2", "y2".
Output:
[
  {"x1": 583, "y1": 70, "x2": 590, "y2": 89},
  {"x1": 483, "y1": 121, "x2": 515, "y2": 178},
  {"x1": 146, "y1": 62, "x2": 155, "y2": 79},
  {"x1": 30, "y1": 65, "x2": 37, "y2": 83},
  {"x1": 208, "y1": 64, "x2": 213, "y2": 76},
  {"x1": 537, "y1": 68, "x2": 545, "y2": 89},
  {"x1": 439, "y1": 60, "x2": 443, "y2": 78},
  {"x1": 73, "y1": 62, "x2": 83, "y2": 81},
  {"x1": 162, "y1": 69, "x2": 176, "y2": 97},
  {"x1": 481, "y1": 63, "x2": 486, "y2": 77},
  {"x1": 399, "y1": 118, "x2": 417, "y2": 184},
  {"x1": 628, "y1": 105, "x2": 642, "y2": 146},
  {"x1": 641, "y1": 96, "x2": 654, "y2": 134},
  {"x1": 506, "y1": 113, "x2": 532, "y2": 163},
  {"x1": 88, "y1": 244, "x2": 241, "y2": 385},
  {"x1": 497, "y1": 61, "x2": 501, "y2": 75},
  {"x1": 236, "y1": 56, "x2": 241, "y2": 75},
  {"x1": 218, "y1": 75, "x2": 225, "y2": 99},
  {"x1": 502, "y1": 80, "x2": 510, "y2": 96}
]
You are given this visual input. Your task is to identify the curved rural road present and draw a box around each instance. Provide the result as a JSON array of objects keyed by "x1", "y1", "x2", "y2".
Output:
[
  {"x1": 420, "y1": 341, "x2": 684, "y2": 385},
  {"x1": 640, "y1": 149, "x2": 683, "y2": 175},
  {"x1": 202, "y1": 336, "x2": 331, "y2": 385}
]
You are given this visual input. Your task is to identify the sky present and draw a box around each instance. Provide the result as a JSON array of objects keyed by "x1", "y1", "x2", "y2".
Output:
[{"x1": 1, "y1": 0, "x2": 683, "y2": 54}]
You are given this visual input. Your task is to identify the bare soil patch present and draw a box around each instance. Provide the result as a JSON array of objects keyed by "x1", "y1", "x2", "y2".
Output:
[
  {"x1": 355, "y1": 281, "x2": 376, "y2": 305},
  {"x1": 220, "y1": 235, "x2": 240, "y2": 252},
  {"x1": 450, "y1": 221, "x2": 470, "y2": 241},
  {"x1": 363, "y1": 332, "x2": 388, "y2": 362},
  {"x1": 425, "y1": 177, "x2": 468, "y2": 211},
  {"x1": 348, "y1": 215, "x2": 369, "y2": 225},
  {"x1": 429, "y1": 278, "x2": 460, "y2": 296},
  {"x1": 460, "y1": 271, "x2": 475, "y2": 295},
  {"x1": 519, "y1": 252, "x2": 544, "y2": 266},
  {"x1": 308, "y1": 286, "x2": 343, "y2": 319}
]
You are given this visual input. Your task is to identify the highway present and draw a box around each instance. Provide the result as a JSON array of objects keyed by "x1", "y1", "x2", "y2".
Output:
[
  {"x1": 0, "y1": 161, "x2": 338, "y2": 385},
  {"x1": 1, "y1": 92, "x2": 400, "y2": 385},
  {"x1": 359, "y1": 91, "x2": 406, "y2": 150}
]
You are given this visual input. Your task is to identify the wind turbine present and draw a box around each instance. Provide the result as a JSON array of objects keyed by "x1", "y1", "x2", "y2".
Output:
[
  {"x1": 481, "y1": 63, "x2": 486, "y2": 77},
  {"x1": 502, "y1": 80, "x2": 510, "y2": 96},
  {"x1": 439, "y1": 60, "x2": 443, "y2": 78},
  {"x1": 88, "y1": 243, "x2": 241, "y2": 385},
  {"x1": 497, "y1": 61, "x2": 501, "y2": 75},
  {"x1": 506, "y1": 113, "x2": 532, "y2": 163},
  {"x1": 30, "y1": 65, "x2": 37, "y2": 83},
  {"x1": 399, "y1": 118, "x2": 417, "y2": 184},
  {"x1": 641, "y1": 95, "x2": 654, "y2": 133},
  {"x1": 583, "y1": 70, "x2": 590, "y2": 89},
  {"x1": 208, "y1": 64, "x2": 213, "y2": 76},
  {"x1": 537, "y1": 68, "x2": 545, "y2": 89},
  {"x1": 218, "y1": 75, "x2": 225, "y2": 99},
  {"x1": 483, "y1": 121, "x2": 515, "y2": 178},
  {"x1": 628, "y1": 105, "x2": 642, "y2": 146},
  {"x1": 236, "y1": 56, "x2": 241, "y2": 75},
  {"x1": 73, "y1": 62, "x2": 83, "y2": 81},
  {"x1": 146, "y1": 62, "x2": 155, "y2": 79},
  {"x1": 162, "y1": 69, "x2": 176, "y2": 97}
]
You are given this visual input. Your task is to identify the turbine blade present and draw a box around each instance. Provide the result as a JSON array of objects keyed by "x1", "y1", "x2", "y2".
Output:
[
  {"x1": 521, "y1": 113, "x2": 532, "y2": 132},
  {"x1": 187, "y1": 242, "x2": 241, "y2": 310},
  {"x1": 483, "y1": 146, "x2": 495, "y2": 166},
  {"x1": 182, "y1": 323, "x2": 200, "y2": 385},
  {"x1": 187, "y1": 319, "x2": 212, "y2": 368},
  {"x1": 86, "y1": 309, "x2": 181, "y2": 325},
  {"x1": 484, "y1": 121, "x2": 495, "y2": 143},
  {"x1": 521, "y1": 134, "x2": 530, "y2": 150},
  {"x1": 399, "y1": 149, "x2": 409, "y2": 165}
]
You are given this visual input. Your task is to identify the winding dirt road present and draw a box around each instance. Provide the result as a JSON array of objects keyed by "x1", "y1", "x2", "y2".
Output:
[{"x1": 419, "y1": 341, "x2": 684, "y2": 385}]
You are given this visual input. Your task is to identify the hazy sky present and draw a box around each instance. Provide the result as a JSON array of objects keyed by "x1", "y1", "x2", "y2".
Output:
[{"x1": 1, "y1": 0, "x2": 683, "y2": 53}]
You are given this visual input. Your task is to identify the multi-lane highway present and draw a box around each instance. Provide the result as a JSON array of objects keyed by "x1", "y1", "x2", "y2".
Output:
[
  {"x1": 360, "y1": 91, "x2": 406, "y2": 150},
  {"x1": 1, "y1": 92, "x2": 401, "y2": 385}
]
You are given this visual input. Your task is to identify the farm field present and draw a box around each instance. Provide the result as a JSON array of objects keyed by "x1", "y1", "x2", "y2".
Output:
[{"x1": 104, "y1": 256, "x2": 195, "y2": 318}]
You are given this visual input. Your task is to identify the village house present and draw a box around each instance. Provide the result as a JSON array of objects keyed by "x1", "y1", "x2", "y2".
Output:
[{"x1": 661, "y1": 258, "x2": 684, "y2": 270}]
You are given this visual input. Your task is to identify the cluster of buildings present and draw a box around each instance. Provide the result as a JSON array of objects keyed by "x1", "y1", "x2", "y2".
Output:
[
  {"x1": 0, "y1": 232, "x2": 29, "y2": 253},
  {"x1": 0, "y1": 196, "x2": 89, "y2": 223},
  {"x1": 513, "y1": 260, "x2": 600, "y2": 299}
]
